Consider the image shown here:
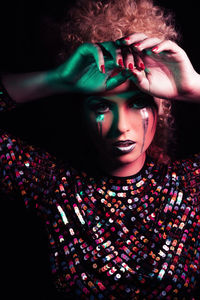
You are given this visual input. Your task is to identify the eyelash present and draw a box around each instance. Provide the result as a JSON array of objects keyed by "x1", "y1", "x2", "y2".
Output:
[
  {"x1": 128, "y1": 100, "x2": 149, "y2": 109},
  {"x1": 92, "y1": 103, "x2": 111, "y2": 114},
  {"x1": 91, "y1": 100, "x2": 152, "y2": 114}
]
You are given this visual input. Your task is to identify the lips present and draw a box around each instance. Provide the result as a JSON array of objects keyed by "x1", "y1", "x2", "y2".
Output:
[
  {"x1": 112, "y1": 140, "x2": 136, "y2": 154},
  {"x1": 113, "y1": 140, "x2": 134, "y2": 146}
]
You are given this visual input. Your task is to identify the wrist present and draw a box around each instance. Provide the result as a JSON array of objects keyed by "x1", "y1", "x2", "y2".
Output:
[
  {"x1": 191, "y1": 72, "x2": 200, "y2": 102},
  {"x1": 181, "y1": 72, "x2": 200, "y2": 103},
  {"x1": 45, "y1": 68, "x2": 71, "y2": 95}
]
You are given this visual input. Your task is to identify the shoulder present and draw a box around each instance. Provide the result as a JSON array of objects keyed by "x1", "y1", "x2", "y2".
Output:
[
  {"x1": 171, "y1": 153, "x2": 200, "y2": 178},
  {"x1": 0, "y1": 130, "x2": 56, "y2": 172},
  {"x1": 168, "y1": 154, "x2": 200, "y2": 206},
  {"x1": 149, "y1": 154, "x2": 200, "y2": 198}
]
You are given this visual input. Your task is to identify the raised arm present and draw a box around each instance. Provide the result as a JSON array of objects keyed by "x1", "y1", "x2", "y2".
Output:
[
  {"x1": 1, "y1": 43, "x2": 132, "y2": 104},
  {"x1": 0, "y1": 41, "x2": 134, "y2": 205},
  {"x1": 1, "y1": 71, "x2": 58, "y2": 103},
  {"x1": 115, "y1": 33, "x2": 200, "y2": 102}
]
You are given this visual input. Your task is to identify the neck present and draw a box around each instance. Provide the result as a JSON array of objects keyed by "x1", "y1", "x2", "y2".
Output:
[{"x1": 101, "y1": 152, "x2": 146, "y2": 177}]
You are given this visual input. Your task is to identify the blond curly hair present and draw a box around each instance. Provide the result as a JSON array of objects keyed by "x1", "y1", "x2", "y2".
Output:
[{"x1": 60, "y1": 0, "x2": 179, "y2": 163}]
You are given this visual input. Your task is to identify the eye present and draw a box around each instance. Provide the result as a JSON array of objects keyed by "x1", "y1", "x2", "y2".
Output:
[
  {"x1": 129, "y1": 99, "x2": 147, "y2": 109},
  {"x1": 92, "y1": 102, "x2": 111, "y2": 114},
  {"x1": 128, "y1": 97, "x2": 156, "y2": 109}
]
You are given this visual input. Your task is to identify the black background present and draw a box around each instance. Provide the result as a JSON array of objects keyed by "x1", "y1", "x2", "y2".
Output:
[{"x1": 0, "y1": 1, "x2": 200, "y2": 299}]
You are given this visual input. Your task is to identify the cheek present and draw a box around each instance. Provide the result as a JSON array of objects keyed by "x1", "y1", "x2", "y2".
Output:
[
  {"x1": 147, "y1": 109, "x2": 157, "y2": 137},
  {"x1": 86, "y1": 112, "x2": 113, "y2": 138},
  {"x1": 140, "y1": 108, "x2": 157, "y2": 149}
]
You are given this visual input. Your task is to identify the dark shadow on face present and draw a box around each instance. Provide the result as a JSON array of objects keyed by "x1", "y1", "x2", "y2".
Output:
[{"x1": 81, "y1": 92, "x2": 159, "y2": 174}]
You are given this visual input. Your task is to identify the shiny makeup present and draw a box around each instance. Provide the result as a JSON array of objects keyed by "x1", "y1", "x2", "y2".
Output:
[
  {"x1": 96, "y1": 113, "x2": 104, "y2": 136},
  {"x1": 112, "y1": 140, "x2": 136, "y2": 154},
  {"x1": 140, "y1": 108, "x2": 149, "y2": 153},
  {"x1": 83, "y1": 90, "x2": 158, "y2": 176}
]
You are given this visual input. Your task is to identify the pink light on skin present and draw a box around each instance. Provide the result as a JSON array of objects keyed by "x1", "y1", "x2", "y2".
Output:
[
  {"x1": 140, "y1": 108, "x2": 149, "y2": 153},
  {"x1": 84, "y1": 78, "x2": 159, "y2": 177}
]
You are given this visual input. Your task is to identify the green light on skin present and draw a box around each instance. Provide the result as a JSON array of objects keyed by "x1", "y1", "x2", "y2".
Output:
[
  {"x1": 102, "y1": 90, "x2": 142, "y2": 99},
  {"x1": 114, "y1": 90, "x2": 142, "y2": 99},
  {"x1": 96, "y1": 114, "x2": 104, "y2": 122},
  {"x1": 96, "y1": 114, "x2": 104, "y2": 136}
]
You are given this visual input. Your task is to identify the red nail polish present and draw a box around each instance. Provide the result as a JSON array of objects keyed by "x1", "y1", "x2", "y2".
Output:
[
  {"x1": 134, "y1": 43, "x2": 141, "y2": 48},
  {"x1": 124, "y1": 37, "x2": 130, "y2": 40},
  {"x1": 139, "y1": 62, "x2": 145, "y2": 70},
  {"x1": 152, "y1": 46, "x2": 158, "y2": 52},
  {"x1": 101, "y1": 65, "x2": 105, "y2": 73},
  {"x1": 118, "y1": 58, "x2": 124, "y2": 67},
  {"x1": 128, "y1": 63, "x2": 134, "y2": 70}
]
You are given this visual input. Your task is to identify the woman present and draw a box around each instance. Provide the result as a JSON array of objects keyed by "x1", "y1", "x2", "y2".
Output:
[{"x1": 1, "y1": 0, "x2": 200, "y2": 298}]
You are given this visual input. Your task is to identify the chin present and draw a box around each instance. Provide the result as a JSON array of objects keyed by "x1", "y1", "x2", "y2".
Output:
[{"x1": 114, "y1": 150, "x2": 145, "y2": 165}]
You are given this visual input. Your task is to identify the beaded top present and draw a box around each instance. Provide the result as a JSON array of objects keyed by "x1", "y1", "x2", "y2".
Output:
[{"x1": 0, "y1": 87, "x2": 200, "y2": 299}]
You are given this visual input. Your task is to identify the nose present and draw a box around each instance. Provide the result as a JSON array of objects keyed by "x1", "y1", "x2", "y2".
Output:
[{"x1": 116, "y1": 106, "x2": 130, "y2": 134}]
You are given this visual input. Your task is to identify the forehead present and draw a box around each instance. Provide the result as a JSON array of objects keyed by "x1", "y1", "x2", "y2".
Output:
[
  {"x1": 85, "y1": 90, "x2": 153, "y2": 104},
  {"x1": 85, "y1": 76, "x2": 155, "y2": 103},
  {"x1": 101, "y1": 90, "x2": 145, "y2": 102}
]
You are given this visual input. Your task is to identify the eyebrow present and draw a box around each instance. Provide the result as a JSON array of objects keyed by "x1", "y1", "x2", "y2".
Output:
[
  {"x1": 86, "y1": 93, "x2": 154, "y2": 104},
  {"x1": 86, "y1": 96, "x2": 112, "y2": 104}
]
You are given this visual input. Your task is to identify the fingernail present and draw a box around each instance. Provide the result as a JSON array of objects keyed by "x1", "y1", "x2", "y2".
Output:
[
  {"x1": 122, "y1": 37, "x2": 130, "y2": 45},
  {"x1": 152, "y1": 46, "x2": 159, "y2": 52},
  {"x1": 124, "y1": 37, "x2": 130, "y2": 44},
  {"x1": 101, "y1": 65, "x2": 105, "y2": 73},
  {"x1": 139, "y1": 62, "x2": 145, "y2": 70},
  {"x1": 128, "y1": 63, "x2": 134, "y2": 70},
  {"x1": 134, "y1": 42, "x2": 141, "y2": 48},
  {"x1": 118, "y1": 58, "x2": 124, "y2": 67}
]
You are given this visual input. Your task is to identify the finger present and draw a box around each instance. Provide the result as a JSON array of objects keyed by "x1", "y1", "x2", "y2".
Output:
[
  {"x1": 100, "y1": 41, "x2": 118, "y2": 67},
  {"x1": 93, "y1": 44, "x2": 106, "y2": 73},
  {"x1": 116, "y1": 33, "x2": 148, "y2": 46},
  {"x1": 106, "y1": 70, "x2": 133, "y2": 90},
  {"x1": 133, "y1": 37, "x2": 162, "y2": 52},
  {"x1": 116, "y1": 48, "x2": 124, "y2": 67},
  {"x1": 131, "y1": 68, "x2": 146, "y2": 86},
  {"x1": 79, "y1": 43, "x2": 105, "y2": 73},
  {"x1": 128, "y1": 68, "x2": 150, "y2": 93},
  {"x1": 123, "y1": 47, "x2": 136, "y2": 71},
  {"x1": 151, "y1": 40, "x2": 182, "y2": 55},
  {"x1": 134, "y1": 53, "x2": 145, "y2": 71}
]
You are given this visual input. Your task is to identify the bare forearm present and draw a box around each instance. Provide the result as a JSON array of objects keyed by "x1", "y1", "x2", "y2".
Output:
[
  {"x1": 183, "y1": 72, "x2": 200, "y2": 103},
  {"x1": 1, "y1": 70, "x2": 67, "y2": 103}
]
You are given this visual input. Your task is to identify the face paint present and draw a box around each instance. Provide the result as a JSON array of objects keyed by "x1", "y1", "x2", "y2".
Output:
[
  {"x1": 96, "y1": 114, "x2": 104, "y2": 137},
  {"x1": 151, "y1": 108, "x2": 157, "y2": 132},
  {"x1": 140, "y1": 108, "x2": 149, "y2": 153}
]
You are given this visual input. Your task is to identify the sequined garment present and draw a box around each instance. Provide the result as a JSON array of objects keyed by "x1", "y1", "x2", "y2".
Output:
[{"x1": 0, "y1": 87, "x2": 200, "y2": 299}]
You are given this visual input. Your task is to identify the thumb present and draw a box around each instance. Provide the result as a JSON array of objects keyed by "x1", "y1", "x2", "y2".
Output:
[{"x1": 128, "y1": 68, "x2": 150, "y2": 93}]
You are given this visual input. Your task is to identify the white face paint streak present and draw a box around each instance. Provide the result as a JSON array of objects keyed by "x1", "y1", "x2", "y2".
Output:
[
  {"x1": 140, "y1": 108, "x2": 149, "y2": 153},
  {"x1": 96, "y1": 114, "x2": 104, "y2": 137}
]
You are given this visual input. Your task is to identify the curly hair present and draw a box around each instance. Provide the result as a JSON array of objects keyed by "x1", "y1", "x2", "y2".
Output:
[{"x1": 60, "y1": 0, "x2": 179, "y2": 163}]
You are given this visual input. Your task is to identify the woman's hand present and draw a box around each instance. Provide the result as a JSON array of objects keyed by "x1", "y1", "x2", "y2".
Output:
[
  {"x1": 50, "y1": 43, "x2": 132, "y2": 94},
  {"x1": 4, "y1": 35, "x2": 200, "y2": 103},
  {"x1": 116, "y1": 33, "x2": 200, "y2": 101}
]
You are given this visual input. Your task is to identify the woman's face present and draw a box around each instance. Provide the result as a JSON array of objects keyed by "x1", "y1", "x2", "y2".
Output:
[{"x1": 83, "y1": 82, "x2": 158, "y2": 174}]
